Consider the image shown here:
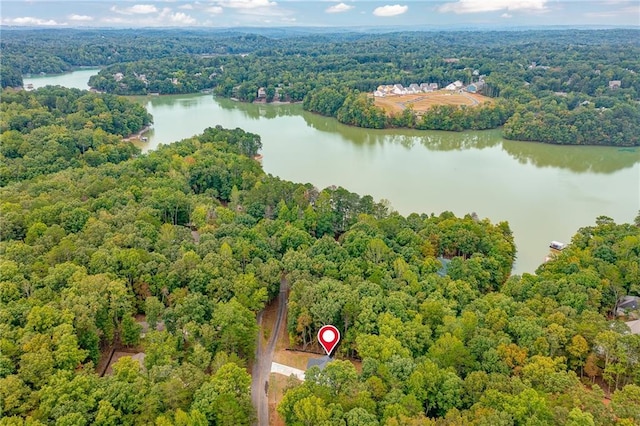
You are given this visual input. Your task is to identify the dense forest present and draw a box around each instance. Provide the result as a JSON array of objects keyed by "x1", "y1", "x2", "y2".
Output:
[
  {"x1": 0, "y1": 86, "x2": 639, "y2": 425},
  {"x1": 3, "y1": 28, "x2": 638, "y2": 145},
  {"x1": 0, "y1": 87, "x2": 151, "y2": 186}
]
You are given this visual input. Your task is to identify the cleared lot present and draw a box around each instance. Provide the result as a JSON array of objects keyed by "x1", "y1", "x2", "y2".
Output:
[{"x1": 374, "y1": 91, "x2": 492, "y2": 115}]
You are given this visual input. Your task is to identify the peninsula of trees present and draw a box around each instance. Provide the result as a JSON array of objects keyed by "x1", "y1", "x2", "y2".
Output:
[
  {"x1": 1, "y1": 86, "x2": 639, "y2": 425},
  {"x1": 3, "y1": 28, "x2": 639, "y2": 146}
]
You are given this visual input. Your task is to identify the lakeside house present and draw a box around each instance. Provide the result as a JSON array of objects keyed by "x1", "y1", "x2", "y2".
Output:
[
  {"x1": 373, "y1": 80, "x2": 486, "y2": 97},
  {"x1": 135, "y1": 73, "x2": 148, "y2": 85},
  {"x1": 373, "y1": 82, "x2": 440, "y2": 97}
]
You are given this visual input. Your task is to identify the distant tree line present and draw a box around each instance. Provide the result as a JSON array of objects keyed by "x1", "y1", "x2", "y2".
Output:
[{"x1": 2, "y1": 28, "x2": 639, "y2": 142}]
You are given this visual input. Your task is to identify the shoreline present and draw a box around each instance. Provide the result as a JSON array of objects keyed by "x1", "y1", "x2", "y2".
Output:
[
  {"x1": 23, "y1": 67, "x2": 101, "y2": 79},
  {"x1": 122, "y1": 125, "x2": 152, "y2": 141}
]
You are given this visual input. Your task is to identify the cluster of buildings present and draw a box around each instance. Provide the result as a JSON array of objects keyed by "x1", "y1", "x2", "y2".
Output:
[
  {"x1": 113, "y1": 72, "x2": 176, "y2": 86},
  {"x1": 374, "y1": 83, "x2": 438, "y2": 97},
  {"x1": 373, "y1": 79, "x2": 485, "y2": 97}
]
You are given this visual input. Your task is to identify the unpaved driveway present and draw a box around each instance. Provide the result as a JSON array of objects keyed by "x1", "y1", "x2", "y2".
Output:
[{"x1": 251, "y1": 277, "x2": 288, "y2": 426}]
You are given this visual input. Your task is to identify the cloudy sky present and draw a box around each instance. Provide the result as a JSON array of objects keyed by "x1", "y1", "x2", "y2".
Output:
[{"x1": 1, "y1": 0, "x2": 639, "y2": 28}]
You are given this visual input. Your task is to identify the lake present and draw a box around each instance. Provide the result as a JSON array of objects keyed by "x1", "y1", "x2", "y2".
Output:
[{"x1": 24, "y1": 70, "x2": 640, "y2": 274}]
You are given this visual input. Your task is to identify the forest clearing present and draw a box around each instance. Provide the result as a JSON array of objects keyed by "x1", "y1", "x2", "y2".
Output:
[{"x1": 375, "y1": 90, "x2": 493, "y2": 115}]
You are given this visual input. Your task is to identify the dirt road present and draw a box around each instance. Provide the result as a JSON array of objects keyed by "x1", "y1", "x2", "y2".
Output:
[
  {"x1": 251, "y1": 277, "x2": 288, "y2": 426},
  {"x1": 459, "y1": 91, "x2": 480, "y2": 106}
]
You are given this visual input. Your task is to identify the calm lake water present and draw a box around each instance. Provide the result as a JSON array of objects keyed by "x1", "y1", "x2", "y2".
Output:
[{"x1": 24, "y1": 70, "x2": 640, "y2": 274}]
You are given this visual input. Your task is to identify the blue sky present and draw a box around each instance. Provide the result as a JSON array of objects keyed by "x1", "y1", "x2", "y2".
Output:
[{"x1": 1, "y1": 0, "x2": 639, "y2": 28}]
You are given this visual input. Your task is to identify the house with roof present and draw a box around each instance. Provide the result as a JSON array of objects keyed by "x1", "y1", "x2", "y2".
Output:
[
  {"x1": 135, "y1": 74, "x2": 148, "y2": 85},
  {"x1": 257, "y1": 87, "x2": 267, "y2": 99},
  {"x1": 445, "y1": 81, "x2": 463, "y2": 91},
  {"x1": 609, "y1": 80, "x2": 622, "y2": 89},
  {"x1": 616, "y1": 295, "x2": 640, "y2": 317},
  {"x1": 408, "y1": 83, "x2": 421, "y2": 94},
  {"x1": 466, "y1": 81, "x2": 485, "y2": 93},
  {"x1": 619, "y1": 295, "x2": 639, "y2": 310},
  {"x1": 307, "y1": 355, "x2": 332, "y2": 371},
  {"x1": 392, "y1": 84, "x2": 406, "y2": 95}
]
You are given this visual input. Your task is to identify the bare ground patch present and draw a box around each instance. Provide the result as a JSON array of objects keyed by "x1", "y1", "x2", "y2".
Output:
[{"x1": 374, "y1": 91, "x2": 492, "y2": 115}]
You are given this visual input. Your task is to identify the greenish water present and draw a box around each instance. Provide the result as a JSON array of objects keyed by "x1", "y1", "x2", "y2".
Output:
[
  {"x1": 24, "y1": 68, "x2": 99, "y2": 90},
  {"x1": 24, "y1": 72, "x2": 640, "y2": 275}
]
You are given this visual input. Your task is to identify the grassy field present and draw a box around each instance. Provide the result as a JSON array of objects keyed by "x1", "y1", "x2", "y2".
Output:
[{"x1": 374, "y1": 90, "x2": 492, "y2": 115}]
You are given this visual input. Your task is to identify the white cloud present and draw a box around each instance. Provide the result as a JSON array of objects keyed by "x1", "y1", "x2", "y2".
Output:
[
  {"x1": 131, "y1": 4, "x2": 159, "y2": 13},
  {"x1": 3, "y1": 16, "x2": 67, "y2": 26},
  {"x1": 102, "y1": 7, "x2": 197, "y2": 26},
  {"x1": 206, "y1": 6, "x2": 224, "y2": 14},
  {"x1": 178, "y1": 3, "x2": 194, "y2": 9},
  {"x1": 326, "y1": 2, "x2": 354, "y2": 13},
  {"x1": 439, "y1": 0, "x2": 547, "y2": 14},
  {"x1": 217, "y1": 0, "x2": 276, "y2": 9},
  {"x1": 69, "y1": 14, "x2": 94, "y2": 21},
  {"x1": 169, "y1": 11, "x2": 197, "y2": 24},
  {"x1": 373, "y1": 4, "x2": 408, "y2": 17},
  {"x1": 111, "y1": 4, "x2": 159, "y2": 15},
  {"x1": 501, "y1": 12, "x2": 512, "y2": 18}
]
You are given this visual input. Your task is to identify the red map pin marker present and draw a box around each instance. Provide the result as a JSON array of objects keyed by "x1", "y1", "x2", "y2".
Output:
[{"x1": 318, "y1": 325, "x2": 340, "y2": 356}]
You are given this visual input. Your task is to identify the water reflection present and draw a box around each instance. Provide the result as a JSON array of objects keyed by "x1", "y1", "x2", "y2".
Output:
[
  {"x1": 299, "y1": 109, "x2": 502, "y2": 152},
  {"x1": 140, "y1": 92, "x2": 640, "y2": 175},
  {"x1": 502, "y1": 139, "x2": 639, "y2": 174},
  {"x1": 177, "y1": 99, "x2": 201, "y2": 109},
  {"x1": 300, "y1": 106, "x2": 640, "y2": 174},
  {"x1": 215, "y1": 98, "x2": 301, "y2": 120}
]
